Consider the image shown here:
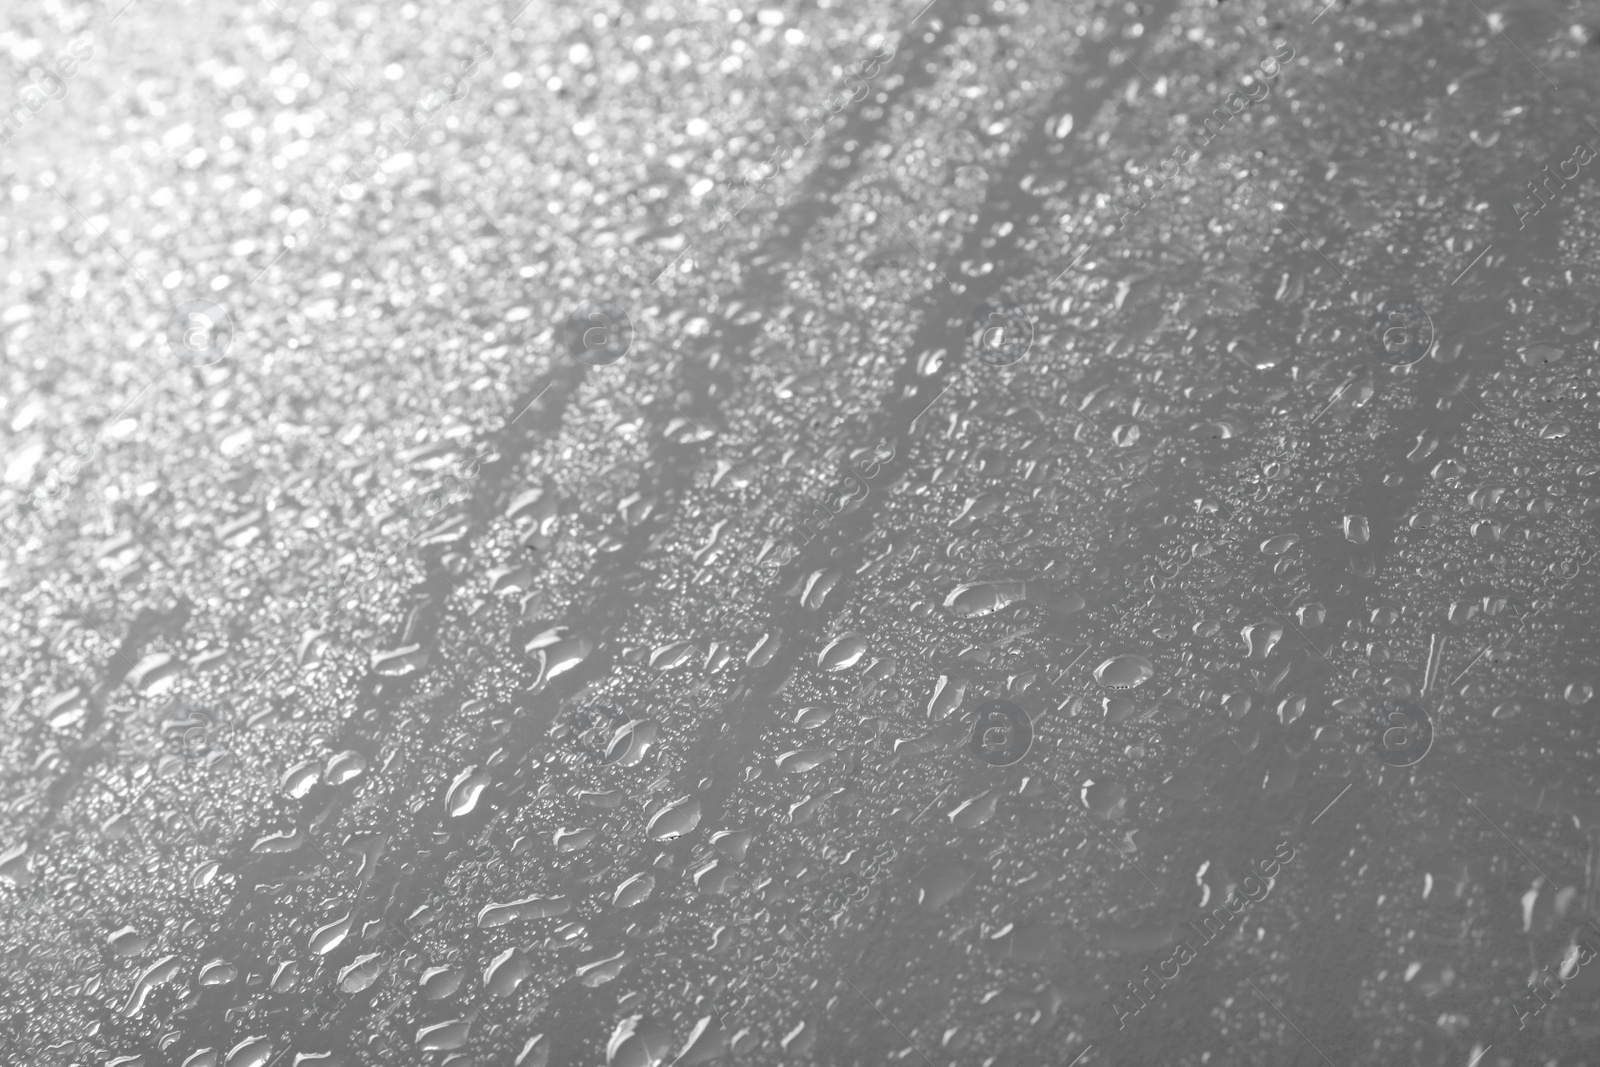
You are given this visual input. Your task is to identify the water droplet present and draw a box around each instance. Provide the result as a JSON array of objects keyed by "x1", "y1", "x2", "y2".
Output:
[
  {"x1": 555, "y1": 826, "x2": 601, "y2": 852},
  {"x1": 371, "y1": 644, "x2": 429, "y2": 677},
  {"x1": 251, "y1": 829, "x2": 303, "y2": 854},
  {"x1": 945, "y1": 581, "x2": 1027, "y2": 617},
  {"x1": 225, "y1": 1038, "x2": 272, "y2": 1067},
  {"x1": 649, "y1": 641, "x2": 697, "y2": 670},
  {"x1": 607, "y1": 1015, "x2": 671, "y2": 1067},
  {"x1": 416, "y1": 1020, "x2": 472, "y2": 1052},
  {"x1": 1519, "y1": 342, "x2": 1565, "y2": 365},
  {"x1": 484, "y1": 947, "x2": 533, "y2": 997},
  {"x1": 128, "y1": 652, "x2": 184, "y2": 696},
  {"x1": 671, "y1": 1017, "x2": 727, "y2": 1066},
  {"x1": 607, "y1": 719, "x2": 660, "y2": 767},
  {"x1": 310, "y1": 913, "x2": 352, "y2": 955},
  {"x1": 281, "y1": 759, "x2": 322, "y2": 798},
  {"x1": 926, "y1": 675, "x2": 968, "y2": 720},
  {"x1": 477, "y1": 894, "x2": 571, "y2": 927},
  {"x1": 122, "y1": 955, "x2": 182, "y2": 1017},
  {"x1": 577, "y1": 949, "x2": 632, "y2": 988},
  {"x1": 646, "y1": 795, "x2": 702, "y2": 841},
  {"x1": 913, "y1": 860, "x2": 975, "y2": 911},
  {"x1": 198, "y1": 959, "x2": 238, "y2": 986},
  {"x1": 1093, "y1": 654, "x2": 1154, "y2": 690},
  {"x1": 793, "y1": 705, "x2": 836, "y2": 729},
  {"x1": 108, "y1": 926, "x2": 150, "y2": 957},
  {"x1": 338, "y1": 953, "x2": 383, "y2": 994},
  {"x1": 776, "y1": 748, "x2": 836, "y2": 774},
  {"x1": 447, "y1": 766, "x2": 491, "y2": 817},
  {"x1": 1083, "y1": 779, "x2": 1129, "y2": 820},
  {"x1": 1241, "y1": 621, "x2": 1284, "y2": 659},
  {"x1": 948, "y1": 790, "x2": 999, "y2": 828},
  {"x1": 613, "y1": 872, "x2": 656, "y2": 908},
  {"x1": 324, "y1": 750, "x2": 367, "y2": 786},
  {"x1": 515, "y1": 1035, "x2": 551, "y2": 1067},
  {"x1": 746, "y1": 631, "x2": 780, "y2": 667},
  {"x1": 818, "y1": 634, "x2": 868, "y2": 671},
  {"x1": 1259, "y1": 534, "x2": 1300, "y2": 555}
]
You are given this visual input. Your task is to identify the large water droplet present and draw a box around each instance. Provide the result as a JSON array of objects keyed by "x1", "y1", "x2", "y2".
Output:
[
  {"x1": 1093, "y1": 654, "x2": 1154, "y2": 690},
  {"x1": 108, "y1": 926, "x2": 149, "y2": 957},
  {"x1": 281, "y1": 759, "x2": 322, "y2": 798},
  {"x1": 484, "y1": 947, "x2": 533, "y2": 997},
  {"x1": 416, "y1": 1020, "x2": 471, "y2": 1051},
  {"x1": 324, "y1": 750, "x2": 367, "y2": 785},
  {"x1": 776, "y1": 748, "x2": 836, "y2": 774},
  {"x1": 371, "y1": 644, "x2": 429, "y2": 677},
  {"x1": 646, "y1": 795, "x2": 702, "y2": 841},
  {"x1": 818, "y1": 634, "x2": 868, "y2": 671},
  {"x1": 447, "y1": 766, "x2": 491, "y2": 817},
  {"x1": 122, "y1": 955, "x2": 181, "y2": 1018},
  {"x1": 577, "y1": 949, "x2": 632, "y2": 987},
  {"x1": 607, "y1": 1015, "x2": 671, "y2": 1067},
  {"x1": 477, "y1": 894, "x2": 571, "y2": 927},
  {"x1": 927, "y1": 675, "x2": 967, "y2": 720},
  {"x1": 338, "y1": 952, "x2": 383, "y2": 994},
  {"x1": 613, "y1": 872, "x2": 656, "y2": 908},
  {"x1": 225, "y1": 1037, "x2": 273, "y2": 1067},
  {"x1": 310, "y1": 913, "x2": 352, "y2": 955}
]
